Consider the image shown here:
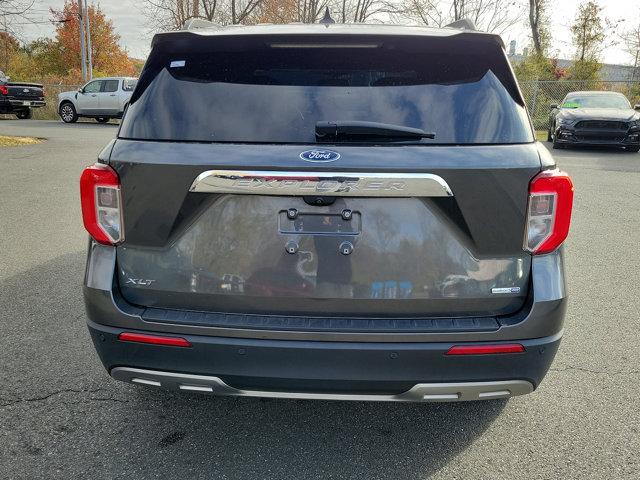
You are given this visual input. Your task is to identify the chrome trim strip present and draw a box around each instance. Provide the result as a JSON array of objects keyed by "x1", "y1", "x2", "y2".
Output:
[
  {"x1": 112, "y1": 367, "x2": 533, "y2": 402},
  {"x1": 189, "y1": 170, "x2": 453, "y2": 197}
]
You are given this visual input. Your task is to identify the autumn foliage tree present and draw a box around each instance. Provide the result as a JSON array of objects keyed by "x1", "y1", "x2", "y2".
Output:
[
  {"x1": 48, "y1": 0, "x2": 136, "y2": 82},
  {"x1": 0, "y1": 31, "x2": 19, "y2": 73}
]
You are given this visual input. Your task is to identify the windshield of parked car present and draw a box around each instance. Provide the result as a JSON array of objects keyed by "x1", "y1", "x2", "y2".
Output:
[
  {"x1": 561, "y1": 93, "x2": 631, "y2": 109},
  {"x1": 120, "y1": 35, "x2": 533, "y2": 144}
]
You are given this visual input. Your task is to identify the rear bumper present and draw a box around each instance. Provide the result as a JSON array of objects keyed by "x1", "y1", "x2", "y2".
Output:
[
  {"x1": 84, "y1": 242, "x2": 567, "y2": 400},
  {"x1": 9, "y1": 99, "x2": 45, "y2": 107},
  {"x1": 111, "y1": 367, "x2": 535, "y2": 402},
  {"x1": 0, "y1": 99, "x2": 45, "y2": 112},
  {"x1": 89, "y1": 320, "x2": 560, "y2": 400}
]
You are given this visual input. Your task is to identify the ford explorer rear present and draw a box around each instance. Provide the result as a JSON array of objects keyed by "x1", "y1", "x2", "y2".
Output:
[{"x1": 81, "y1": 23, "x2": 573, "y2": 403}]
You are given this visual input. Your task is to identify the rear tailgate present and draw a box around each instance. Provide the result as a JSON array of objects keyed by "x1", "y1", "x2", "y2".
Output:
[
  {"x1": 111, "y1": 28, "x2": 538, "y2": 319},
  {"x1": 111, "y1": 141, "x2": 538, "y2": 317},
  {"x1": 7, "y1": 83, "x2": 44, "y2": 103}
]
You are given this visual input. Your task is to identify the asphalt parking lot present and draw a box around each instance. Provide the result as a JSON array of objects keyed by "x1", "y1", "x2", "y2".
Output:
[{"x1": 1, "y1": 120, "x2": 639, "y2": 479}]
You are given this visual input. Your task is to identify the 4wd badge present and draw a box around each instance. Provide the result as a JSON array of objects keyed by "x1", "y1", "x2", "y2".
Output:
[{"x1": 299, "y1": 149, "x2": 340, "y2": 163}]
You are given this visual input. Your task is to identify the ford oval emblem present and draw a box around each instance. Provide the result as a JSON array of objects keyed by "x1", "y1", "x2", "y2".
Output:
[{"x1": 299, "y1": 149, "x2": 341, "y2": 163}]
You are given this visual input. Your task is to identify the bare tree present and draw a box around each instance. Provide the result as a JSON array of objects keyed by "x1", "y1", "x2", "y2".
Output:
[
  {"x1": 618, "y1": 22, "x2": 640, "y2": 81},
  {"x1": 456, "y1": 0, "x2": 522, "y2": 34},
  {"x1": 528, "y1": 0, "x2": 549, "y2": 56},
  {"x1": 620, "y1": 23, "x2": 640, "y2": 63},
  {"x1": 396, "y1": 0, "x2": 521, "y2": 34},
  {"x1": 0, "y1": 0, "x2": 35, "y2": 72},
  {"x1": 570, "y1": 0, "x2": 604, "y2": 61},
  {"x1": 142, "y1": 0, "x2": 265, "y2": 30},
  {"x1": 296, "y1": 0, "x2": 328, "y2": 23},
  {"x1": 142, "y1": 0, "x2": 395, "y2": 28},
  {"x1": 0, "y1": 0, "x2": 34, "y2": 17},
  {"x1": 0, "y1": 0, "x2": 35, "y2": 37},
  {"x1": 341, "y1": 0, "x2": 388, "y2": 22}
]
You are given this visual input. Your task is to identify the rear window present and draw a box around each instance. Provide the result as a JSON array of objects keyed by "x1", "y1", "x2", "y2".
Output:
[
  {"x1": 103, "y1": 79, "x2": 119, "y2": 92},
  {"x1": 123, "y1": 78, "x2": 137, "y2": 91},
  {"x1": 120, "y1": 34, "x2": 533, "y2": 144}
]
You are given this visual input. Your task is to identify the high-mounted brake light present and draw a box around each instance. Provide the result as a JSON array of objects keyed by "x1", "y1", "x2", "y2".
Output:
[
  {"x1": 446, "y1": 344, "x2": 525, "y2": 355},
  {"x1": 80, "y1": 163, "x2": 124, "y2": 244},
  {"x1": 524, "y1": 169, "x2": 574, "y2": 255}
]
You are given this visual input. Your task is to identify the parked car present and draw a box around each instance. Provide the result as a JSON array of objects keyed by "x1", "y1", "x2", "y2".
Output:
[
  {"x1": 0, "y1": 70, "x2": 45, "y2": 119},
  {"x1": 80, "y1": 21, "x2": 574, "y2": 403},
  {"x1": 547, "y1": 90, "x2": 640, "y2": 151},
  {"x1": 58, "y1": 77, "x2": 137, "y2": 123}
]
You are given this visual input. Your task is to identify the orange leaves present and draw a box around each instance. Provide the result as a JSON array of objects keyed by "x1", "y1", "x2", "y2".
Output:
[{"x1": 49, "y1": 1, "x2": 137, "y2": 82}]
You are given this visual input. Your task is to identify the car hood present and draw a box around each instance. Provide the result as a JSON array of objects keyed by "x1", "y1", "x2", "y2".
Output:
[{"x1": 558, "y1": 108, "x2": 640, "y2": 122}]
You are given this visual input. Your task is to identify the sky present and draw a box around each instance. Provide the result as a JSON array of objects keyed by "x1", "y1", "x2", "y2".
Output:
[{"x1": 10, "y1": 0, "x2": 640, "y2": 65}]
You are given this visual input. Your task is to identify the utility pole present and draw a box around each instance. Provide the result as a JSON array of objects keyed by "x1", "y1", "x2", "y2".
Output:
[
  {"x1": 84, "y1": 0, "x2": 92, "y2": 79},
  {"x1": 2, "y1": 14, "x2": 9, "y2": 73},
  {"x1": 78, "y1": 0, "x2": 87, "y2": 82}
]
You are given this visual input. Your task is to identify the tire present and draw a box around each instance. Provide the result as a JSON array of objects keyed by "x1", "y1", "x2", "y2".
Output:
[
  {"x1": 547, "y1": 121, "x2": 556, "y2": 143},
  {"x1": 626, "y1": 145, "x2": 640, "y2": 152},
  {"x1": 16, "y1": 109, "x2": 32, "y2": 119},
  {"x1": 96, "y1": 117, "x2": 110, "y2": 123},
  {"x1": 59, "y1": 102, "x2": 78, "y2": 123}
]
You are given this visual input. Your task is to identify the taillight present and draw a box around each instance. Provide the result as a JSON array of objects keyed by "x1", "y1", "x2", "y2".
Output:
[
  {"x1": 80, "y1": 163, "x2": 124, "y2": 244},
  {"x1": 0, "y1": 85, "x2": 7, "y2": 95},
  {"x1": 524, "y1": 169, "x2": 574, "y2": 255}
]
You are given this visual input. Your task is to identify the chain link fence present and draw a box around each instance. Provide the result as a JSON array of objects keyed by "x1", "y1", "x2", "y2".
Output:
[{"x1": 520, "y1": 80, "x2": 640, "y2": 130}]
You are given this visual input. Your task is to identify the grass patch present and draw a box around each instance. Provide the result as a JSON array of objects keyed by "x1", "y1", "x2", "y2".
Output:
[
  {"x1": 535, "y1": 130, "x2": 549, "y2": 142},
  {"x1": 0, "y1": 135, "x2": 44, "y2": 146}
]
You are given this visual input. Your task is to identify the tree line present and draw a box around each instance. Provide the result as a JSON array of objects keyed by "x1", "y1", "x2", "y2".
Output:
[
  {"x1": 142, "y1": 0, "x2": 523, "y2": 32},
  {"x1": 1, "y1": 1, "x2": 140, "y2": 83},
  {"x1": 516, "y1": 0, "x2": 639, "y2": 83},
  {"x1": 1, "y1": 0, "x2": 640, "y2": 85}
]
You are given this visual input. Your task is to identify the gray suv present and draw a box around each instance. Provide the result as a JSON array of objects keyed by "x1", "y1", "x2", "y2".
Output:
[{"x1": 81, "y1": 22, "x2": 573, "y2": 402}]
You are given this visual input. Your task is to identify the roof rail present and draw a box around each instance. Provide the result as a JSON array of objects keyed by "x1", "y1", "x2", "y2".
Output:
[
  {"x1": 183, "y1": 18, "x2": 221, "y2": 30},
  {"x1": 444, "y1": 18, "x2": 477, "y2": 31}
]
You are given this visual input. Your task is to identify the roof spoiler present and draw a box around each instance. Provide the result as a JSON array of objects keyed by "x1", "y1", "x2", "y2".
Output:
[
  {"x1": 444, "y1": 18, "x2": 477, "y2": 31},
  {"x1": 182, "y1": 18, "x2": 221, "y2": 30}
]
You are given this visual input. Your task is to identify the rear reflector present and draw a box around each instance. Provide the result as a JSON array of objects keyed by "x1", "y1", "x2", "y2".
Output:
[
  {"x1": 445, "y1": 344, "x2": 525, "y2": 355},
  {"x1": 118, "y1": 332, "x2": 192, "y2": 347},
  {"x1": 524, "y1": 169, "x2": 574, "y2": 254},
  {"x1": 80, "y1": 163, "x2": 124, "y2": 245}
]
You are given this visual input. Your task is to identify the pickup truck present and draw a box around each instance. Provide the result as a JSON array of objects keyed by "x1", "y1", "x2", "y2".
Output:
[
  {"x1": 58, "y1": 77, "x2": 137, "y2": 123},
  {"x1": 0, "y1": 70, "x2": 46, "y2": 119}
]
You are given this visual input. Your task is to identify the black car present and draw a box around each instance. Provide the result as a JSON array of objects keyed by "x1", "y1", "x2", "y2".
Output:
[
  {"x1": 0, "y1": 70, "x2": 46, "y2": 119},
  {"x1": 80, "y1": 22, "x2": 573, "y2": 403},
  {"x1": 547, "y1": 91, "x2": 640, "y2": 151}
]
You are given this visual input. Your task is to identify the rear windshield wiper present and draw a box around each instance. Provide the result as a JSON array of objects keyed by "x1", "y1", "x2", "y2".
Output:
[{"x1": 315, "y1": 121, "x2": 436, "y2": 141}]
